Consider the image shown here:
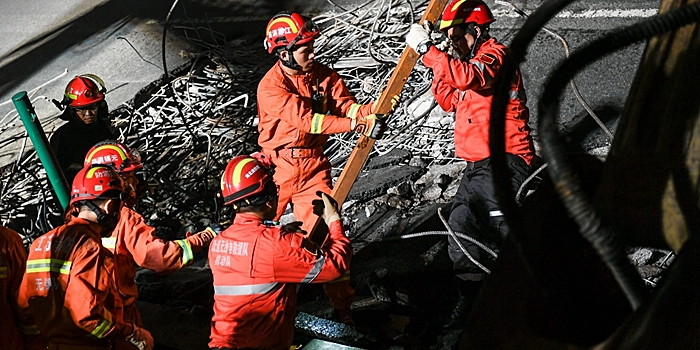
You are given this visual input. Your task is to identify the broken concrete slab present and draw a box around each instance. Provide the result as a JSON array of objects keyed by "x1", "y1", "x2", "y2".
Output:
[{"x1": 347, "y1": 165, "x2": 425, "y2": 202}]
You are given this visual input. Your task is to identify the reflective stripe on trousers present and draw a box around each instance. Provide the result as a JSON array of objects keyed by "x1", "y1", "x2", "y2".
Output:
[{"x1": 213, "y1": 282, "x2": 280, "y2": 296}]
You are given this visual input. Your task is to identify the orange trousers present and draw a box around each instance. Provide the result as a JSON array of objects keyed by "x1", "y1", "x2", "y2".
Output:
[{"x1": 267, "y1": 149, "x2": 355, "y2": 314}]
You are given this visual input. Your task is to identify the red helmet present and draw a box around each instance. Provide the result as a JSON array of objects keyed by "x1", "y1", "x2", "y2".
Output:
[
  {"x1": 64, "y1": 75, "x2": 106, "y2": 108},
  {"x1": 221, "y1": 155, "x2": 272, "y2": 205},
  {"x1": 439, "y1": 0, "x2": 495, "y2": 31},
  {"x1": 264, "y1": 12, "x2": 320, "y2": 54},
  {"x1": 70, "y1": 165, "x2": 124, "y2": 206},
  {"x1": 84, "y1": 140, "x2": 142, "y2": 173}
]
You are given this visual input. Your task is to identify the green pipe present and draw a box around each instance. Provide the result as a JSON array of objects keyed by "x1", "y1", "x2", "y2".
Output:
[{"x1": 12, "y1": 91, "x2": 71, "y2": 209}]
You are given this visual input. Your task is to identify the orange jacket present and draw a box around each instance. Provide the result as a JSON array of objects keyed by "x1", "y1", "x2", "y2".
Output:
[
  {"x1": 422, "y1": 39, "x2": 535, "y2": 164},
  {"x1": 208, "y1": 213, "x2": 351, "y2": 349},
  {"x1": 257, "y1": 60, "x2": 373, "y2": 152},
  {"x1": 18, "y1": 218, "x2": 134, "y2": 347},
  {"x1": 103, "y1": 206, "x2": 210, "y2": 307},
  {"x1": 0, "y1": 226, "x2": 42, "y2": 349}
]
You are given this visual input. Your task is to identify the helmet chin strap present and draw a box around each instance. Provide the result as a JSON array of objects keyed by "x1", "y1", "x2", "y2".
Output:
[
  {"x1": 466, "y1": 24, "x2": 489, "y2": 60},
  {"x1": 279, "y1": 49, "x2": 301, "y2": 71},
  {"x1": 84, "y1": 201, "x2": 119, "y2": 232}
]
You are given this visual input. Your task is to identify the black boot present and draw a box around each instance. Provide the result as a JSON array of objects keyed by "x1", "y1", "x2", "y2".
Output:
[{"x1": 443, "y1": 279, "x2": 483, "y2": 330}]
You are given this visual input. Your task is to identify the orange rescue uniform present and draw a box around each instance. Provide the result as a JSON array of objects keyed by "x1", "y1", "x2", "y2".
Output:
[
  {"x1": 257, "y1": 60, "x2": 373, "y2": 233},
  {"x1": 0, "y1": 226, "x2": 42, "y2": 349},
  {"x1": 18, "y1": 218, "x2": 135, "y2": 349},
  {"x1": 422, "y1": 39, "x2": 535, "y2": 164},
  {"x1": 208, "y1": 213, "x2": 351, "y2": 349},
  {"x1": 103, "y1": 205, "x2": 210, "y2": 346}
]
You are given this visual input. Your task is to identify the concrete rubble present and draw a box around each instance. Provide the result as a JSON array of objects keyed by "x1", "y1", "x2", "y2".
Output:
[{"x1": 0, "y1": 1, "x2": 678, "y2": 349}]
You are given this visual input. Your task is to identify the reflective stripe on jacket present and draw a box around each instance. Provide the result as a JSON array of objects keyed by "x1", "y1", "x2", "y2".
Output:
[
  {"x1": 422, "y1": 39, "x2": 535, "y2": 164},
  {"x1": 208, "y1": 213, "x2": 351, "y2": 349},
  {"x1": 104, "y1": 206, "x2": 206, "y2": 308},
  {"x1": 257, "y1": 61, "x2": 373, "y2": 151},
  {"x1": 18, "y1": 218, "x2": 133, "y2": 347}
]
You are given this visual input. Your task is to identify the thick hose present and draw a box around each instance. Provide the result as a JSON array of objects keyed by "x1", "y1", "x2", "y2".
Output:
[{"x1": 538, "y1": 2, "x2": 700, "y2": 310}]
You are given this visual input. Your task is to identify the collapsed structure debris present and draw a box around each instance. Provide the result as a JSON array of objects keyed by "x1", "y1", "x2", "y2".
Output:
[{"x1": 0, "y1": 0, "x2": 685, "y2": 348}]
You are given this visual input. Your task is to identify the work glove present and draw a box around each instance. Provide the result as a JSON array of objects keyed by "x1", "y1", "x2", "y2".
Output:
[
  {"x1": 405, "y1": 23, "x2": 432, "y2": 52},
  {"x1": 352, "y1": 114, "x2": 388, "y2": 139},
  {"x1": 283, "y1": 221, "x2": 306, "y2": 234},
  {"x1": 127, "y1": 326, "x2": 154, "y2": 350},
  {"x1": 312, "y1": 191, "x2": 341, "y2": 225},
  {"x1": 186, "y1": 228, "x2": 216, "y2": 246}
]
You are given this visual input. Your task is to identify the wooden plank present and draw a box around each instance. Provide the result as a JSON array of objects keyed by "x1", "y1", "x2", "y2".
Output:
[{"x1": 309, "y1": 0, "x2": 450, "y2": 245}]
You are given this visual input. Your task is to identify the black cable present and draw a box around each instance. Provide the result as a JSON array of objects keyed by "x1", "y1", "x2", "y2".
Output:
[{"x1": 537, "y1": 2, "x2": 700, "y2": 310}]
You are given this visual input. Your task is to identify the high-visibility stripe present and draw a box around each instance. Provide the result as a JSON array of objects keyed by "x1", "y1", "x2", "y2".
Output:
[
  {"x1": 231, "y1": 158, "x2": 255, "y2": 186},
  {"x1": 86, "y1": 145, "x2": 127, "y2": 165},
  {"x1": 301, "y1": 252, "x2": 326, "y2": 284},
  {"x1": 26, "y1": 259, "x2": 72, "y2": 275},
  {"x1": 101, "y1": 237, "x2": 116, "y2": 250},
  {"x1": 19, "y1": 323, "x2": 40, "y2": 335},
  {"x1": 175, "y1": 239, "x2": 194, "y2": 265},
  {"x1": 346, "y1": 103, "x2": 362, "y2": 120},
  {"x1": 89, "y1": 309, "x2": 113, "y2": 339},
  {"x1": 490, "y1": 210, "x2": 504, "y2": 217},
  {"x1": 214, "y1": 282, "x2": 280, "y2": 296},
  {"x1": 439, "y1": 18, "x2": 465, "y2": 31},
  {"x1": 509, "y1": 89, "x2": 527, "y2": 101},
  {"x1": 472, "y1": 61, "x2": 485, "y2": 72},
  {"x1": 310, "y1": 113, "x2": 325, "y2": 134},
  {"x1": 0, "y1": 266, "x2": 7, "y2": 278},
  {"x1": 267, "y1": 17, "x2": 299, "y2": 35}
]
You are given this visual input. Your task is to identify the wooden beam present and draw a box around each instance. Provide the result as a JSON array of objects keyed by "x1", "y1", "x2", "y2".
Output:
[{"x1": 309, "y1": 0, "x2": 450, "y2": 245}]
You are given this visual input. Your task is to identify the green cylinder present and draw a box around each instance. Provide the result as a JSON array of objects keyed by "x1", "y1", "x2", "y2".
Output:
[{"x1": 12, "y1": 91, "x2": 71, "y2": 209}]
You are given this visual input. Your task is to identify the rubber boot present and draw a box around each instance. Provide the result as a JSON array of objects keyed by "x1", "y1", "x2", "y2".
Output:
[{"x1": 323, "y1": 270, "x2": 355, "y2": 326}]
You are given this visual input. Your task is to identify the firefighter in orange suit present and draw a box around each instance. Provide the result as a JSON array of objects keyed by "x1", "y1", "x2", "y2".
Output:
[
  {"x1": 84, "y1": 140, "x2": 215, "y2": 349},
  {"x1": 257, "y1": 11, "x2": 388, "y2": 325},
  {"x1": 208, "y1": 155, "x2": 351, "y2": 349},
  {"x1": 405, "y1": 0, "x2": 537, "y2": 329},
  {"x1": 0, "y1": 225, "x2": 44, "y2": 350},
  {"x1": 19, "y1": 165, "x2": 154, "y2": 350}
]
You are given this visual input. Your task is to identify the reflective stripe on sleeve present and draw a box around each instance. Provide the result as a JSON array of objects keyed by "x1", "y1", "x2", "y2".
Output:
[
  {"x1": 509, "y1": 89, "x2": 527, "y2": 101},
  {"x1": 214, "y1": 282, "x2": 280, "y2": 296},
  {"x1": 489, "y1": 210, "x2": 504, "y2": 217},
  {"x1": 301, "y1": 251, "x2": 326, "y2": 284},
  {"x1": 101, "y1": 237, "x2": 116, "y2": 250},
  {"x1": 0, "y1": 266, "x2": 7, "y2": 278},
  {"x1": 310, "y1": 113, "x2": 325, "y2": 134},
  {"x1": 26, "y1": 259, "x2": 72, "y2": 275},
  {"x1": 346, "y1": 103, "x2": 362, "y2": 120},
  {"x1": 90, "y1": 309, "x2": 113, "y2": 339},
  {"x1": 175, "y1": 239, "x2": 194, "y2": 265}
]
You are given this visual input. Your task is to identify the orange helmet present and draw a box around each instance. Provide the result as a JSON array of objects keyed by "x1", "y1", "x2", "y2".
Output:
[
  {"x1": 221, "y1": 155, "x2": 272, "y2": 205},
  {"x1": 64, "y1": 75, "x2": 106, "y2": 108},
  {"x1": 264, "y1": 12, "x2": 320, "y2": 54},
  {"x1": 84, "y1": 140, "x2": 142, "y2": 173},
  {"x1": 70, "y1": 165, "x2": 124, "y2": 206},
  {"x1": 439, "y1": 0, "x2": 495, "y2": 31}
]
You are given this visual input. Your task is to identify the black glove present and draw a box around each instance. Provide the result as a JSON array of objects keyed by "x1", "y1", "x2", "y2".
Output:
[{"x1": 312, "y1": 191, "x2": 341, "y2": 225}]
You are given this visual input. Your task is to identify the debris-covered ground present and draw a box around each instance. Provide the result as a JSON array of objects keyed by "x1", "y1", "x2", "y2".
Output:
[{"x1": 0, "y1": 0, "x2": 675, "y2": 349}]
